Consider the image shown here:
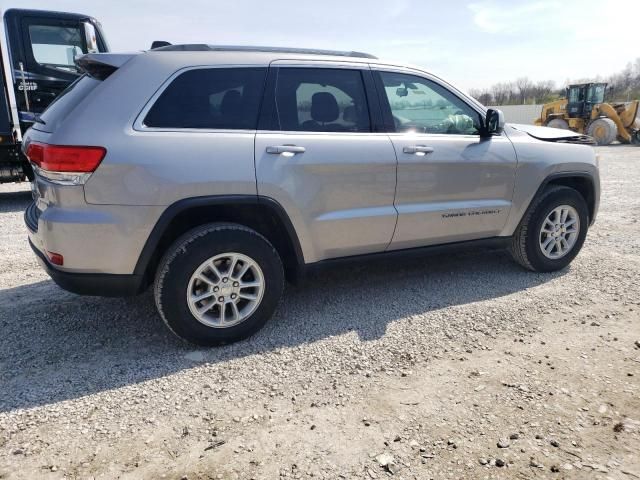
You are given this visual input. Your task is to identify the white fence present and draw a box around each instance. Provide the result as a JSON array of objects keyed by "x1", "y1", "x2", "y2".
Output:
[{"x1": 488, "y1": 104, "x2": 542, "y2": 125}]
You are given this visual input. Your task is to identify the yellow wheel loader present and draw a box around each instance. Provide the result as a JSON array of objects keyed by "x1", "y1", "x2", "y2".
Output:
[{"x1": 535, "y1": 82, "x2": 640, "y2": 146}]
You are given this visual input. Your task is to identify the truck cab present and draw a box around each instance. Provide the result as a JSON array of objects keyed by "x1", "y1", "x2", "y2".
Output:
[
  {"x1": 1, "y1": 8, "x2": 108, "y2": 182},
  {"x1": 566, "y1": 82, "x2": 606, "y2": 118}
]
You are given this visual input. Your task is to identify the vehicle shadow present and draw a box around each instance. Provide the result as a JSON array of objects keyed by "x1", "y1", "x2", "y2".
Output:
[
  {"x1": 0, "y1": 188, "x2": 31, "y2": 213},
  {"x1": 0, "y1": 249, "x2": 564, "y2": 413}
]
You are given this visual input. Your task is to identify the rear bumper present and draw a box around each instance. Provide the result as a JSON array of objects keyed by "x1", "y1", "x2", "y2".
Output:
[
  {"x1": 28, "y1": 237, "x2": 144, "y2": 297},
  {"x1": 24, "y1": 201, "x2": 39, "y2": 232}
]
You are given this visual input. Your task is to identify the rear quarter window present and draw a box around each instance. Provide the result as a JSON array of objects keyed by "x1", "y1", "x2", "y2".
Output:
[
  {"x1": 143, "y1": 67, "x2": 267, "y2": 130},
  {"x1": 36, "y1": 75, "x2": 101, "y2": 133}
]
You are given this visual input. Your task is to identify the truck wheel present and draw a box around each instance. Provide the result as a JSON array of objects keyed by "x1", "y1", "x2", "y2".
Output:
[
  {"x1": 154, "y1": 223, "x2": 284, "y2": 346},
  {"x1": 586, "y1": 118, "x2": 617, "y2": 145},
  {"x1": 546, "y1": 118, "x2": 569, "y2": 129},
  {"x1": 510, "y1": 186, "x2": 588, "y2": 273}
]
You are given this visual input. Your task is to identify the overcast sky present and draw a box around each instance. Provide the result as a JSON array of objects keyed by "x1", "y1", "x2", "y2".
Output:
[{"x1": 6, "y1": 0, "x2": 640, "y2": 90}]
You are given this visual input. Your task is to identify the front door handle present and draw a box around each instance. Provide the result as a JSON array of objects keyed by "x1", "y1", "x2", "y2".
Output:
[
  {"x1": 403, "y1": 145, "x2": 434, "y2": 155},
  {"x1": 266, "y1": 145, "x2": 306, "y2": 154}
]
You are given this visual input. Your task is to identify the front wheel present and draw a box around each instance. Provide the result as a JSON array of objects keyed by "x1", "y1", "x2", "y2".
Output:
[
  {"x1": 510, "y1": 186, "x2": 589, "y2": 272},
  {"x1": 586, "y1": 118, "x2": 617, "y2": 145},
  {"x1": 154, "y1": 223, "x2": 284, "y2": 346}
]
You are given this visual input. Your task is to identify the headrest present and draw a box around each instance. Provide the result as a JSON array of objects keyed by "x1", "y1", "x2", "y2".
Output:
[{"x1": 311, "y1": 92, "x2": 339, "y2": 123}]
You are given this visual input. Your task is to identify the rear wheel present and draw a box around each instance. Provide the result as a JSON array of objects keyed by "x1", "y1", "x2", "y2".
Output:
[
  {"x1": 154, "y1": 223, "x2": 284, "y2": 346},
  {"x1": 587, "y1": 118, "x2": 617, "y2": 145},
  {"x1": 546, "y1": 118, "x2": 569, "y2": 129},
  {"x1": 510, "y1": 186, "x2": 589, "y2": 272}
]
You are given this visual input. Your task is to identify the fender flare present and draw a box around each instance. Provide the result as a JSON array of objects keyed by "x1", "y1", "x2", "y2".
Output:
[
  {"x1": 132, "y1": 195, "x2": 305, "y2": 277},
  {"x1": 519, "y1": 171, "x2": 597, "y2": 228}
]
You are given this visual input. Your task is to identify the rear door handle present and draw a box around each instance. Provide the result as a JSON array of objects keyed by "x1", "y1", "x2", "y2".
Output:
[
  {"x1": 266, "y1": 145, "x2": 306, "y2": 154},
  {"x1": 403, "y1": 145, "x2": 434, "y2": 155}
]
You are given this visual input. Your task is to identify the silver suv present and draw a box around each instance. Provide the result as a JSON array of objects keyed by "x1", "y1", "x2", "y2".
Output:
[{"x1": 23, "y1": 45, "x2": 600, "y2": 345}]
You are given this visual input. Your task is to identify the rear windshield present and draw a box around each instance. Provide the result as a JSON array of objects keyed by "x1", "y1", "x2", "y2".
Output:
[{"x1": 35, "y1": 75, "x2": 101, "y2": 132}]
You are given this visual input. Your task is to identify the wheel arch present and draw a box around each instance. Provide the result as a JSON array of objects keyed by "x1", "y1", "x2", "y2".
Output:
[
  {"x1": 134, "y1": 195, "x2": 305, "y2": 287},
  {"x1": 523, "y1": 172, "x2": 597, "y2": 227}
]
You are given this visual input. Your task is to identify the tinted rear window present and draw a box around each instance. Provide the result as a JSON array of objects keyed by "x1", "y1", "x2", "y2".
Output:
[
  {"x1": 274, "y1": 68, "x2": 371, "y2": 132},
  {"x1": 144, "y1": 68, "x2": 267, "y2": 130},
  {"x1": 36, "y1": 75, "x2": 101, "y2": 132}
]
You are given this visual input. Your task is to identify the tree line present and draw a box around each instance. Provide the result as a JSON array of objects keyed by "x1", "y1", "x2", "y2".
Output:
[{"x1": 469, "y1": 57, "x2": 640, "y2": 106}]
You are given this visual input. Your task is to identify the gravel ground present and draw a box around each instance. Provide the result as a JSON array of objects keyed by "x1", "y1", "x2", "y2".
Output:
[{"x1": 0, "y1": 145, "x2": 639, "y2": 479}]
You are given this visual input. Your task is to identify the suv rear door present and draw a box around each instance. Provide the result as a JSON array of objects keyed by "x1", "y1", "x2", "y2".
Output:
[
  {"x1": 372, "y1": 67, "x2": 518, "y2": 250},
  {"x1": 254, "y1": 61, "x2": 397, "y2": 263}
]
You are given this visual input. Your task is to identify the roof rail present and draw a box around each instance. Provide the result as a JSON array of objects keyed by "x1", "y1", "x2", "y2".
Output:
[{"x1": 150, "y1": 44, "x2": 377, "y2": 59}]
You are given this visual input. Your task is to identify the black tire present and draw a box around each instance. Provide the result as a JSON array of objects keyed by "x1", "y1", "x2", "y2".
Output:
[
  {"x1": 586, "y1": 118, "x2": 617, "y2": 146},
  {"x1": 154, "y1": 223, "x2": 284, "y2": 346},
  {"x1": 510, "y1": 186, "x2": 589, "y2": 272}
]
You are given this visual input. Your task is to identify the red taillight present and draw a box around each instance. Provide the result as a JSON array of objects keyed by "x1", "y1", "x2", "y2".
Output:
[
  {"x1": 26, "y1": 142, "x2": 106, "y2": 173},
  {"x1": 46, "y1": 250, "x2": 64, "y2": 266},
  {"x1": 25, "y1": 142, "x2": 44, "y2": 165}
]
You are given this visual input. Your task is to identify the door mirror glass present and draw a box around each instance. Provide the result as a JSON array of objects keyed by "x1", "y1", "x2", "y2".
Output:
[
  {"x1": 485, "y1": 108, "x2": 504, "y2": 135},
  {"x1": 83, "y1": 22, "x2": 99, "y2": 53},
  {"x1": 71, "y1": 45, "x2": 83, "y2": 61}
]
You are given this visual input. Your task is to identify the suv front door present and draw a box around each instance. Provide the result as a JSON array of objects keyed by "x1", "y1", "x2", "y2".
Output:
[
  {"x1": 254, "y1": 63, "x2": 398, "y2": 263},
  {"x1": 373, "y1": 68, "x2": 518, "y2": 250}
]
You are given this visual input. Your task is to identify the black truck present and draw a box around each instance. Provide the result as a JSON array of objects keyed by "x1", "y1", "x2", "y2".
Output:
[{"x1": 0, "y1": 8, "x2": 109, "y2": 183}]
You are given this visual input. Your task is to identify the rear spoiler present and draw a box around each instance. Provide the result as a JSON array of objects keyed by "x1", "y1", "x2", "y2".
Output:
[{"x1": 75, "y1": 53, "x2": 136, "y2": 80}]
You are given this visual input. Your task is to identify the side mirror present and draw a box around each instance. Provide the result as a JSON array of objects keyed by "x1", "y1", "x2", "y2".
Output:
[
  {"x1": 483, "y1": 108, "x2": 505, "y2": 136},
  {"x1": 82, "y1": 22, "x2": 99, "y2": 53},
  {"x1": 70, "y1": 45, "x2": 83, "y2": 61}
]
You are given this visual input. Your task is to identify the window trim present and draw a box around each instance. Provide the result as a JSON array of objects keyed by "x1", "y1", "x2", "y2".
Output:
[
  {"x1": 133, "y1": 64, "x2": 269, "y2": 133},
  {"x1": 371, "y1": 66, "x2": 489, "y2": 136},
  {"x1": 257, "y1": 63, "x2": 383, "y2": 135}
]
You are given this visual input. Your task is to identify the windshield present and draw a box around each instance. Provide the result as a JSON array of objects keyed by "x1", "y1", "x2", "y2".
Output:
[
  {"x1": 588, "y1": 84, "x2": 605, "y2": 103},
  {"x1": 28, "y1": 24, "x2": 85, "y2": 73}
]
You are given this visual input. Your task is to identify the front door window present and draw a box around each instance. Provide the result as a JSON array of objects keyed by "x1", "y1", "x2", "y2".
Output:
[{"x1": 378, "y1": 71, "x2": 481, "y2": 135}]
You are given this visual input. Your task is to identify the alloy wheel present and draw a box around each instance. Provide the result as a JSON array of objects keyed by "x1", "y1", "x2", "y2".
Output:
[
  {"x1": 186, "y1": 252, "x2": 265, "y2": 328},
  {"x1": 538, "y1": 205, "x2": 580, "y2": 259}
]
